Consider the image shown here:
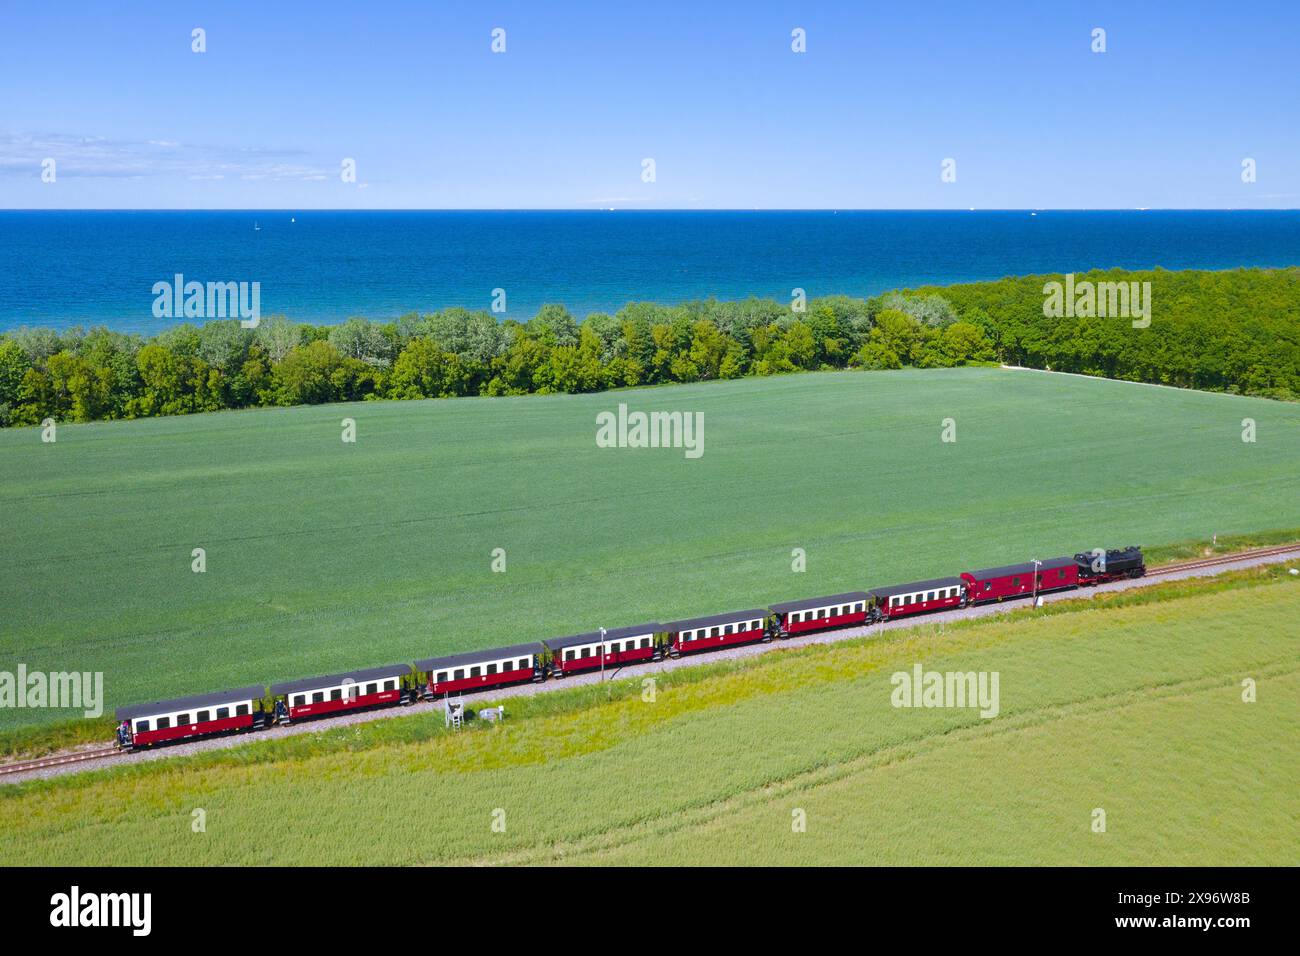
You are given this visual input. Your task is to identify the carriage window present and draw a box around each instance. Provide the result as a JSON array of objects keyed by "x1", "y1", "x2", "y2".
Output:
[
  {"x1": 236, "y1": 704, "x2": 249, "y2": 716},
  {"x1": 216, "y1": 707, "x2": 230, "y2": 720},
  {"x1": 565, "y1": 650, "x2": 575, "y2": 662},
  {"x1": 312, "y1": 692, "x2": 324, "y2": 703},
  {"x1": 385, "y1": 680, "x2": 396, "y2": 691},
  {"x1": 157, "y1": 716, "x2": 171, "y2": 729},
  {"x1": 1012, "y1": 577, "x2": 1021, "y2": 587},
  {"x1": 486, "y1": 663, "x2": 497, "y2": 675},
  {"x1": 437, "y1": 672, "x2": 448, "y2": 683},
  {"x1": 856, "y1": 603, "x2": 864, "y2": 612},
  {"x1": 330, "y1": 689, "x2": 342, "y2": 701},
  {"x1": 366, "y1": 683, "x2": 377, "y2": 695},
  {"x1": 709, "y1": 627, "x2": 718, "y2": 637},
  {"x1": 983, "y1": 582, "x2": 991, "y2": 591},
  {"x1": 198, "y1": 710, "x2": 211, "y2": 722},
  {"x1": 723, "y1": 625, "x2": 732, "y2": 635},
  {"x1": 468, "y1": 666, "x2": 480, "y2": 677},
  {"x1": 177, "y1": 713, "x2": 190, "y2": 726},
  {"x1": 518, "y1": 658, "x2": 529, "y2": 669},
  {"x1": 136, "y1": 719, "x2": 150, "y2": 732},
  {"x1": 1058, "y1": 568, "x2": 1067, "y2": 579},
  {"x1": 641, "y1": 638, "x2": 650, "y2": 648},
  {"x1": 583, "y1": 647, "x2": 594, "y2": 658},
  {"x1": 890, "y1": 597, "x2": 900, "y2": 607},
  {"x1": 454, "y1": 669, "x2": 465, "y2": 681}
]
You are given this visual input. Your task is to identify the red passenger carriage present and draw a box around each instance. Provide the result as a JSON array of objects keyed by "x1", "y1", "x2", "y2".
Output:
[
  {"x1": 115, "y1": 685, "x2": 266, "y2": 749},
  {"x1": 270, "y1": 664, "x2": 411, "y2": 723},
  {"x1": 665, "y1": 609, "x2": 768, "y2": 656},
  {"x1": 869, "y1": 577, "x2": 966, "y2": 620},
  {"x1": 415, "y1": 642, "x2": 545, "y2": 697},
  {"x1": 962, "y1": 556, "x2": 1078, "y2": 604},
  {"x1": 770, "y1": 591, "x2": 870, "y2": 636},
  {"x1": 544, "y1": 623, "x2": 661, "y2": 676}
]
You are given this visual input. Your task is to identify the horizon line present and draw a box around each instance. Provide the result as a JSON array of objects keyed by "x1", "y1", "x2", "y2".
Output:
[{"x1": 2, "y1": 207, "x2": 1299, "y2": 213}]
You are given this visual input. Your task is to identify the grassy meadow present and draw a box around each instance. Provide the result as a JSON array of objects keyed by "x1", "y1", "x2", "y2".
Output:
[
  {"x1": 0, "y1": 568, "x2": 1295, "y2": 866},
  {"x1": 1, "y1": 366, "x2": 1298, "y2": 742}
]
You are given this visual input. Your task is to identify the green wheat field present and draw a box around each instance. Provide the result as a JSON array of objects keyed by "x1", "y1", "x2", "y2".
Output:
[{"x1": 1, "y1": 366, "x2": 1298, "y2": 741}]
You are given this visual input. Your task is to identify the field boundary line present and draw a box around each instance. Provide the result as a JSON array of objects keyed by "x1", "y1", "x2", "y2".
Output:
[{"x1": 997, "y1": 364, "x2": 1292, "y2": 400}]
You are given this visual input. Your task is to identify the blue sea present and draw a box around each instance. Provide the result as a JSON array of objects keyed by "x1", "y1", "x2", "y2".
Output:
[{"x1": 2, "y1": 210, "x2": 1298, "y2": 333}]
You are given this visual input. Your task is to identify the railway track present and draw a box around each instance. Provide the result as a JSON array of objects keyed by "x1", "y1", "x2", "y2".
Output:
[
  {"x1": 0, "y1": 745, "x2": 124, "y2": 777},
  {"x1": 1147, "y1": 543, "x2": 1300, "y2": 577}
]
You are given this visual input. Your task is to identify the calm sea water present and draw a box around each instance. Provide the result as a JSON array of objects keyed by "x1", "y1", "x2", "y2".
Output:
[{"x1": 2, "y1": 210, "x2": 1298, "y2": 332}]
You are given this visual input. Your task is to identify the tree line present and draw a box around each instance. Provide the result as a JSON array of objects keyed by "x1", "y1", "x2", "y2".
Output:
[{"x1": 1, "y1": 267, "x2": 1295, "y2": 426}]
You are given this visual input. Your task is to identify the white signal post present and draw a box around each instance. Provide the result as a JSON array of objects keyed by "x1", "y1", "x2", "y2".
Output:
[
  {"x1": 600, "y1": 626, "x2": 607, "y2": 681},
  {"x1": 1031, "y1": 559, "x2": 1042, "y2": 606}
]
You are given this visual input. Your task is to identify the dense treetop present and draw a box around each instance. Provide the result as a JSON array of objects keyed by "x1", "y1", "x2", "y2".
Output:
[{"x1": 1, "y1": 267, "x2": 1295, "y2": 426}]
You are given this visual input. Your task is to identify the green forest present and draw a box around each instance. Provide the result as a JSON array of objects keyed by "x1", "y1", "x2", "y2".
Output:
[{"x1": 1, "y1": 267, "x2": 1296, "y2": 427}]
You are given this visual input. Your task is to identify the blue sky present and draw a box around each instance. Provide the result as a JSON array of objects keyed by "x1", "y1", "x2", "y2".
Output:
[{"x1": 1, "y1": 0, "x2": 1296, "y2": 209}]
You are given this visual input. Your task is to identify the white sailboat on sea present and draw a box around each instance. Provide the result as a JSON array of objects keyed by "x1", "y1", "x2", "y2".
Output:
[{"x1": 254, "y1": 221, "x2": 261, "y2": 231}]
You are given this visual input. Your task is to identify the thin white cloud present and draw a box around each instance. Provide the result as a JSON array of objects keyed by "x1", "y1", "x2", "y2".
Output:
[{"x1": 0, "y1": 131, "x2": 337, "y2": 182}]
